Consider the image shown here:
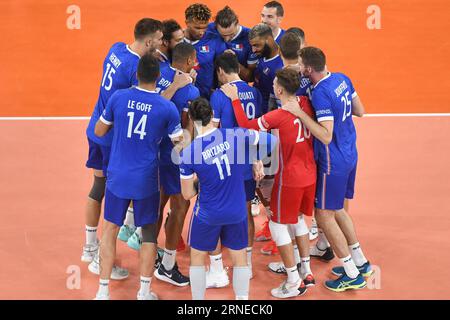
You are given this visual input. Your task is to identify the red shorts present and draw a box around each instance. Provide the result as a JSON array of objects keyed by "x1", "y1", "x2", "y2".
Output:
[{"x1": 270, "y1": 183, "x2": 316, "y2": 224}]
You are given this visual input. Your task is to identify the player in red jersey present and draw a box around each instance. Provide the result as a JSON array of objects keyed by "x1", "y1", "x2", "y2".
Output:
[{"x1": 221, "y1": 68, "x2": 316, "y2": 298}]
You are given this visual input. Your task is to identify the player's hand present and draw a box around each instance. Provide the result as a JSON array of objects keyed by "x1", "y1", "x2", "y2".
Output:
[
  {"x1": 220, "y1": 83, "x2": 239, "y2": 101},
  {"x1": 282, "y1": 99, "x2": 303, "y2": 118},
  {"x1": 173, "y1": 71, "x2": 191, "y2": 89},
  {"x1": 189, "y1": 69, "x2": 197, "y2": 83},
  {"x1": 224, "y1": 49, "x2": 236, "y2": 56},
  {"x1": 252, "y1": 160, "x2": 265, "y2": 182}
]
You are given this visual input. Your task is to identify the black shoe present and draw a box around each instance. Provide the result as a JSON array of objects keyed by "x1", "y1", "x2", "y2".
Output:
[
  {"x1": 154, "y1": 263, "x2": 190, "y2": 287},
  {"x1": 310, "y1": 246, "x2": 335, "y2": 262},
  {"x1": 297, "y1": 282, "x2": 308, "y2": 296}
]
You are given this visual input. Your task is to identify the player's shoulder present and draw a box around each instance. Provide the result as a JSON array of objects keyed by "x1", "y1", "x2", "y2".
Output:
[
  {"x1": 211, "y1": 88, "x2": 226, "y2": 100},
  {"x1": 207, "y1": 22, "x2": 218, "y2": 34}
]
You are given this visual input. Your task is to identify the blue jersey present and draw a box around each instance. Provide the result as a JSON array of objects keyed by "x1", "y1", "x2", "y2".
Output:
[
  {"x1": 156, "y1": 49, "x2": 171, "y2": 70},
  {"x1": 274, "y1": 28, "x2": 286, "y2": 44},
  {"x1": 184, "y1": 32, "x2": 227, "y2": 98},
  {"x1": 207, "y1": 23, "x2": 258, "y2": 67},
  {"x1": 156, "y1": 66, "x2": 200, "y2": 164},
  {"x1": 210, "y1": 80, "x2": 262, "y2": 180},
  {"x1": 179, "y1": 128, "x2": 260, "y2": 225},
  {"x1": 254, "y1": 54, "x2": 284, "y2": 114},
  {"x1": 101, "y1": 87, "x2": 182, "y2": 199},
  {"x1": 275, "y1": 75, "x2": 313, "y2": 108},
  {"x1": 311, "y1": 72, "x2": 358, "y2": 175},
  {"x1": 86, "y1": 42, "x2": 140, "y2": 146}
]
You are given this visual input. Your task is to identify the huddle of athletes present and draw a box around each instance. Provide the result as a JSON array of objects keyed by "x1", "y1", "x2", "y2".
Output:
[{"x1": 81, "y1": 1, "x2": 373, "y2": 300}]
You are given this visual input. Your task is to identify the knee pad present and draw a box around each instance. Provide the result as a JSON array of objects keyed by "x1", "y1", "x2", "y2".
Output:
[
  {"x1": 291, "y1": 215, "x2": 309, "y2": 237},
  {"x1": 141, "y1": 223, "x2": 158, "y2": 244},
  {"x1": 268, "y1": 220, "x2": 291, "y2": 247},
  {"x1": 88, "y1": 176, "x2": 106, "y2": 203}
]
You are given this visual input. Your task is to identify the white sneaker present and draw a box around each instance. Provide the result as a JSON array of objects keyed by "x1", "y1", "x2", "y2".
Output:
[
  {"x1": 251, "y1": 197, "x2": 261, "y2": 216},
  {"x1": 309, "y1": 219, "x2": 318, "y2": 241},
  {"x1": 93, "y1": 293, "x2": 110, "y2": 300},
  {"x1": 271, "y1": 279, "x2": 306, "y2": 299},
  {"x1": 137, "y1": 291, "x2": 158, "y2": 300},
  {"x1": 88, "y1": 253, "x2": 129, "y2": 280},
  {"x1": 81, "y1": 241, "x2": 99, "y2": 263},
  {"x1": 268, "y1": 261, "x2": 286, "y2": 274},
  {"x1": 206, "y1": 268, "x2": 230, "y2": 288}
]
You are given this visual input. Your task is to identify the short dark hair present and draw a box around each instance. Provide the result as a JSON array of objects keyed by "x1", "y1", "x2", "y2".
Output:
[
  {"x1": 215, "y1": 52, "x2": 239, "y2": 74},
  {"x1": 299, "y1": 47, "x2": 326, "y2": 72},
  {"x1": 215, "y1": 6, "x2": 238, "y2": 28},
  {"x1": 172, "y1": 42, "x2": 196, "y2": 63},
  {"x1": 286, "y1": 27, "x2": 305, "y2": 44},
  {"x1": 134, "y1": 18, "x2": 163, "y2": 40},
  {"x1": 275, "y1": 68, "x2": 300, "y2": 95},
  {"x1": 189, "y1": 97, "x2": 213, "y2": 126},
  {"x1": 137, "y1": 53, "x2": 160, "y2": 84},
  {"x1": 279, "y1": 32, "x2": 301, "y2": 60},
  {"x1": 162, "y1": 19, "x2": 182, "y2": 42},
  {"x1": 264, "y1": 1, "x2": 284, "y2": 17},
  {"x1": 185, "y1": 3, "x2": 211, "y2": 22},
  {"x1": 249, "y1": 23, "x2": 273, "y2": 40}
]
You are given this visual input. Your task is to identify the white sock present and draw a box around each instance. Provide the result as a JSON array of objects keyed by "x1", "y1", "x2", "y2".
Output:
[
  {"x1": 124, "y1": 208, "x2": 135, "y2": 227},
  {"x1": 317, "y1": 229, "x2": 330, "y2": 250},
  {"x1": 139, "y1": 276, "x2": 152, "y2": 295},
  {"x1": 300, "y1": 257, "x2": 312, "y2": 276},
  {"x1": 311, "y1": 218, "x2": 317, "y2": 228},
  {"x1": 209, "y1": 253, "x2": 224, "y2": 273},
  {"x1": 293, "y1": 244, "x2": 301, "y2": 264},
  {"x1": 162, "y1": 249, "x2": 177, "y2": 270},
  {"x1": 98, "y1": 279, "x2": 109, "y2": 296},
  {"x1": 349, "y1": 242, "x2": 368, "y2": 267},
  {"x1": 286, "y1": 265, "x2": 300, "y2": 284},
  {"x1": 135, "y1": 227, "x2": 142, "y2": 238},
  {"x1": 246, "y1": 247, "x2": 253, "y2": 268},
  {"x1": 341, "y1": 255, "x2": 359, "y2": 279},
  {"x1": 86, "y1": 225, "x2": 97, "y2": 245}
]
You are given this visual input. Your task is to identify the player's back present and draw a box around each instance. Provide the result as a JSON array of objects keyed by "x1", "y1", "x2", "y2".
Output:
[
  {"x1": 180, "y1": 128, "x2": 259, "y2": 225},
  {"x1": 254, "y1": 54, "x2": 283, "y2": 114},
  {"x1": 86, "y1": 42, "x2": 140, "y2": 146},
  {"x1": 261, "y1": 96, "x2": 316, "y2": 187},
  {"x1": 211, "y1": 80, "x2": 262, "y2": 128},
  {"x1": 312, "y1": 72, "x2": 358, "y2": 174},
  {"x1": 105, "y1": 87, "x2": 181, "y2": 199}
]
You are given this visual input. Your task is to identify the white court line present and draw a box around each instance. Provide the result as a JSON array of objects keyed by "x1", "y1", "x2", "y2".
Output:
[{"x1": 0, "y1": 113, "x2": 449, "y2": 120}]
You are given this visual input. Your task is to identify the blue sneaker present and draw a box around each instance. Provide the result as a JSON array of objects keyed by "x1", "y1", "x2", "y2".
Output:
[
  {"x1": 331, "y1": 261, "x2": 373, "y2": 278},
  {"x1": 118, "y1": 225, "x2": 136, "y2": 242},
  {"x1": 325, "y1": 272, "x2": 366, "y2": 292},
  {"x1": 127, "y1": 232, "x2": 142, "y2": 251}
]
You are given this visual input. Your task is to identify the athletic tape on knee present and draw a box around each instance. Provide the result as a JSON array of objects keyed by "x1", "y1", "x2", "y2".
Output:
[
  {"x1": 88, "y1": 176, "x2": 106, "y2": 202},
  {"x1": 292, "y1": 215, "x2": 309, "y2": 237},
  {"x1": 141, "y1": 223, "x2": 158, "y2": 244},
  {"x1": 268, "y1": 220, "x2": 292, "y2": 247}
]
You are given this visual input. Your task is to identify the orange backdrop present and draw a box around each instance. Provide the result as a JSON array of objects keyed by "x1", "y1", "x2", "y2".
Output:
[{"x1": 0, "y1": 0, "x2": 449, "y2": 116}]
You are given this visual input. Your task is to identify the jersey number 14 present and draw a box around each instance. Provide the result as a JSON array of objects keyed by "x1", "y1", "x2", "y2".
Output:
[{"x1": 127, "y1": 112, "x2": 147, "y2": 140}]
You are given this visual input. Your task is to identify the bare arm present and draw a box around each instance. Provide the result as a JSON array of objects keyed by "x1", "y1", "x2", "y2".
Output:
[
  {"x1": 282, "y1": 100, "x2": 334, "y2": 145},
  {"x1": 352, "y1": 95, "x2": 365, "y2": 117},
  {"x1": 94, "y1": 119, "x2": 111, "y2": 137},
  {"x1": 181, "y1": 176, "x2": 198, "y2": 200}
]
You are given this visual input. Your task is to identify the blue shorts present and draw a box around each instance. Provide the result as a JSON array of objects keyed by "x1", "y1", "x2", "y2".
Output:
[
  {"x1": 104, "y1": 188, "x2": 160, "y2": 227},
  {"x1": 159, "y1": 163, "x2": 181, "y2": 195},
  {"x1": 244, "y1": 179, "x2": 256, "y2": 202},
  {"x1": 187, "y1": 213, "x2": 248, "y2": 252},
  {"x1": 86, "y1": 138, "x2": 111, "y2": 176},
  {"x1": 315, "y1": 165, "x2": 357, "y2": 211}
]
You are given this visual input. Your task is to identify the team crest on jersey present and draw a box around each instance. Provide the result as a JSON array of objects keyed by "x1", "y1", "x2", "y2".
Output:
[
  {"x1": 200, "y1": 45, "x2": 210, "y2": 53},
  {"x1": 233, "y1": 43, "x2": 244, "y2": 51},
  {"x1": 263, "y1": 67, "x2": 270, "y2": 75}
]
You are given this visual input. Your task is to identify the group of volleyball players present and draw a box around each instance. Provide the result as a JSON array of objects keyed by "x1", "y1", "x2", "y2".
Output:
[{"x1": 80, "y1": 1, "x2": 373, "y2": 300}]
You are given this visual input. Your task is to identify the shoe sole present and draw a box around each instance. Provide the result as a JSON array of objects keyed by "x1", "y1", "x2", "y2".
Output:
[
  {"x1": 88, "y1": 264, "x2": 129, "y2": 280},
  {"x1": 332, "y1": 269, "x2": 374, "y2": 278},
  {"x1": 271, "y1": 288, "x2": 308, "y2": 299},
  {"x1": 154, "y1": 270, "x2": 190, "y2": 287},
  {"x1": 81, "y1": 255, "x2": 94, "y2": 263},
  {"x1": 324, "y1": 281, "x2": 367, "y2": 293},
  {"x1": 310, "y1": 254, "x2": 334, "y2": 262},
  {"x1": 268, "y1": 266, "x2": 286, "y2": 275}
]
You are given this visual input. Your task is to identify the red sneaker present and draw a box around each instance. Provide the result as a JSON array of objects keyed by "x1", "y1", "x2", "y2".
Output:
[
  {"x1": 176, "y1": 236, "x2": 186, "y2": 252},
  {"x1": 260, "y1": 240, "x2": 278, "y2": 255},
  {"x1": 255, "y1": 220, "x2": 272, "y2": 241}
]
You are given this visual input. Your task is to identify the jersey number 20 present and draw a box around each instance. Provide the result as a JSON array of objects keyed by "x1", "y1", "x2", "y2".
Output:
[
  {"x1": 293, "y1": 119, "x2": 311, "y2": 143},
  {"x1": 127, "y1": 112, "x2": 147, "y2": 140}
]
